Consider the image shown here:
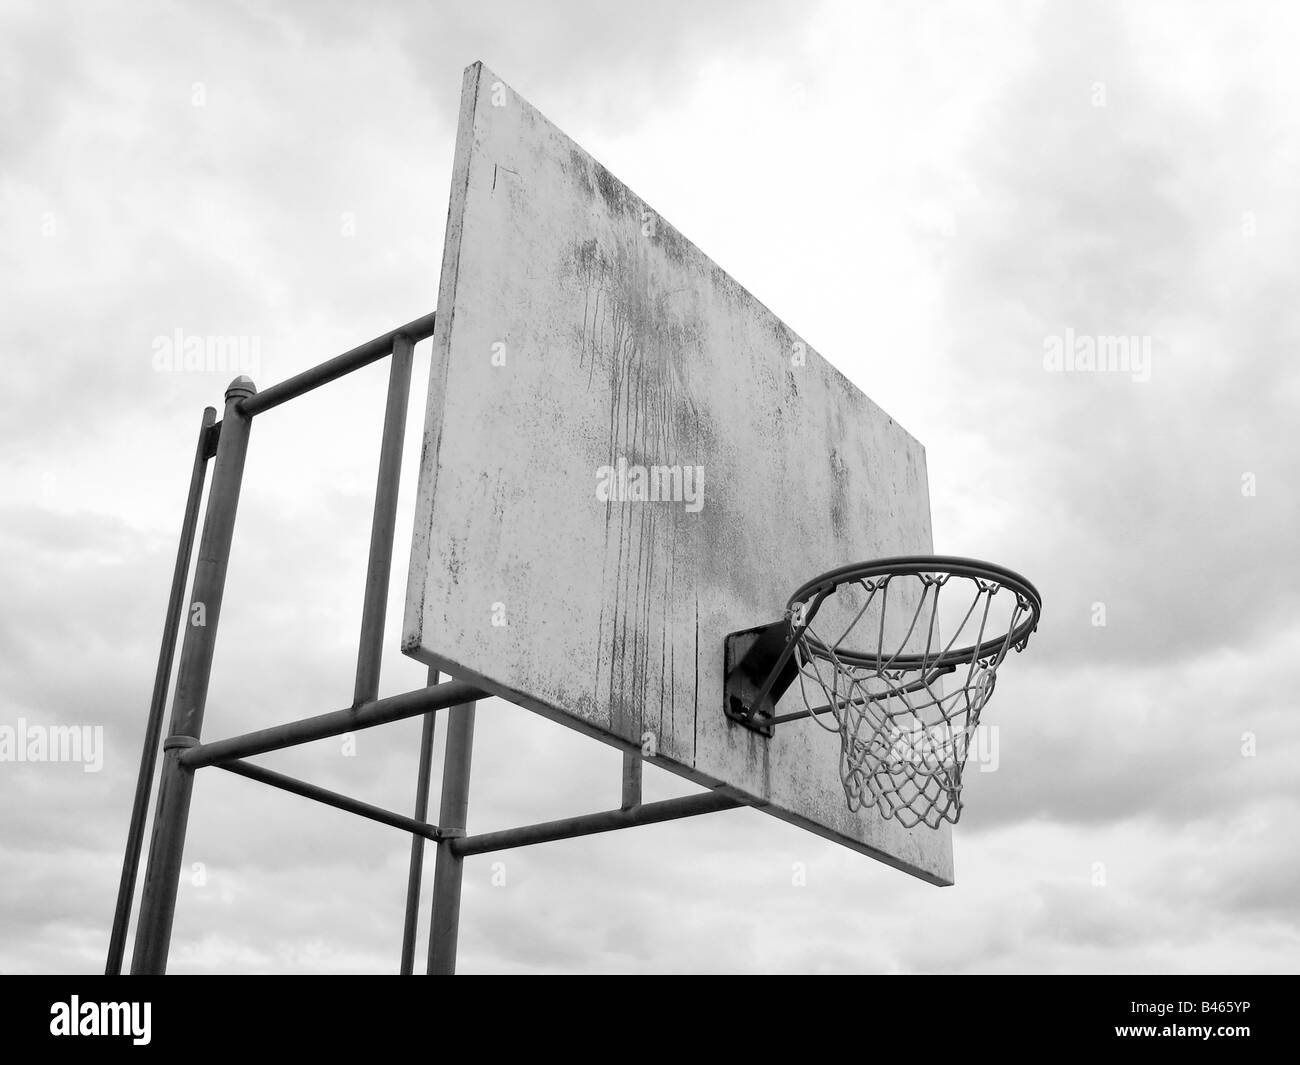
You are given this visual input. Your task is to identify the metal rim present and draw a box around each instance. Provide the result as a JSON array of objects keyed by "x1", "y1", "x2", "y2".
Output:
[{"x1": 786, "y1": 555, "x2": 1042, "y2": 671}]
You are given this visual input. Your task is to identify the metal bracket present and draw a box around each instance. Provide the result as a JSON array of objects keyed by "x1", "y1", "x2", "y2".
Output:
[
  {"x1": 723, "y1": 620, "x2": 799, "y2": 738},
  {"x1": 201, "y1": 421, "x2": 222, "y2": 460}
]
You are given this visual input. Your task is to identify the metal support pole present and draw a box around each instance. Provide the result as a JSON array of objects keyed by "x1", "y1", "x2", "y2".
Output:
[
  {"x1": 239, "y1": 312, "x2": 435, "y2": 417},
  {"x1": 105, "y1": 406, "x2": 216, "y2": 975},
  {"x1": 399, "y1": 668, "x2": 439, "y2": 975},
  {"x1": 180, "y1": 680, "x2": 484, "y2": 768},
  {"x1": 130, "y1": 377, "x2": 256, "y2": 974},
  {"x1": 427, "y1": 700, "x2": 476, "y2": 975},
  {"x1": 214, "y1": 759, "x2": 449, "y2": 841},
  {"x1": 452, "y1": 792, "x2": 745, "y2": 857},
  {"x1": 621, "y1": 750, "x2": 642, "y2": 810},
  {"x1": 354, "y1": 334, "x2": 414, "y2": 707}
]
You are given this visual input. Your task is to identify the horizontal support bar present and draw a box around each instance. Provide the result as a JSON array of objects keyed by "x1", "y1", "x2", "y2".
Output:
[
  {"x1": 451, "y1": 792, "x2": 747, "y2": 857},
  {"x1": 181, "y1": 680, "x2": 486, "y2": 768},
  {"x1": 239, "y1": 311, "x2": 437, "y2": 417},
  {"x1": 216, "y1": 759, "x2": 455, "y2": 841}
]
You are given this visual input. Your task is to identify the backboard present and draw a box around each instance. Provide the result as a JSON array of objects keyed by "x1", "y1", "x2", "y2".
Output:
[{"x1": 403, "y1": 62, "x2": 950, "y2": 884}]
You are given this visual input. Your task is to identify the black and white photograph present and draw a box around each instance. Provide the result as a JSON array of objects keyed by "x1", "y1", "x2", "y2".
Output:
[{"x1": 0, "y1": 0, "x2": 1294, "y2": 1017}]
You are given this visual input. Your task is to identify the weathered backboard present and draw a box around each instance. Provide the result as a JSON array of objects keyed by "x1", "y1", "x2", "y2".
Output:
[{"x1": 404, "y1": 62, "x2": 950, "y2": 884}]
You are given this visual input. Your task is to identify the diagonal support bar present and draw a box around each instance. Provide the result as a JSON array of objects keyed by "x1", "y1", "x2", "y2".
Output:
[{"x1": 215, "y1": 759, "x2": 454, "y2": 841}]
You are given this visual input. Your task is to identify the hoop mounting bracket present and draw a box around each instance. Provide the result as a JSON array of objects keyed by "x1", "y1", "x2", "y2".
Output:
[{"x1": 723, "y1": 620, "x2": 799, "y2": 738}]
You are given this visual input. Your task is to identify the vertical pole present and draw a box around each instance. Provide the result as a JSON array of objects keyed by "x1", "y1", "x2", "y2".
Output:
[
  {"x1": 621, "y1": 751, "x2": 642, "y2": 810},
  {"x1": 130, "y1": 376, "x2": 256, "y2": 974},
  {"x1": 399, "y1": 667, "x2": 439, "y2": 974},
  {"x1": 353, "y1": 334, "x2": 414, "y2": 707},
  {"x1": 106, "y1": 406, "x2": 216, "y2": 975},
  {"x1": 427, "y1": 700, "x2": 476, "y2": 974},
  {"x1": 353, "y1": 333, "x2": 420, "y2": 972}
]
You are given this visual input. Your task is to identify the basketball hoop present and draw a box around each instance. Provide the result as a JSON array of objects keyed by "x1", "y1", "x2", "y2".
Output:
[{"x1": 724, "y1": 557, "x2": 1042, "y2": 828}]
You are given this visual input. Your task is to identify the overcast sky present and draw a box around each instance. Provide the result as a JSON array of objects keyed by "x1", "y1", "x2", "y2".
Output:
[{"x1": 2, "y1": 0, "x2": 1297, "y2": 974}]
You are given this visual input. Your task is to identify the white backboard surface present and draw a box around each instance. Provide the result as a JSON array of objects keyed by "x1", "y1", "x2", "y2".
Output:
[{"x1": 404, "y1": 62, "x2": 951, "y2": 884}]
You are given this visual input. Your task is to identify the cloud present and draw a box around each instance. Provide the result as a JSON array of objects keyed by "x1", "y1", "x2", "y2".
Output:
[
  {"x1": 931, "y1": 0, "x2": 1300, "y2": 665},
  {"x1": 2, "y1": 0, "x2": 1296, "y2": 975}
]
